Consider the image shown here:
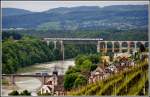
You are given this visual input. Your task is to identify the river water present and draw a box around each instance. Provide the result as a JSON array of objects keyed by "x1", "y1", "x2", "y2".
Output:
[{"x1": 1, "y1": 59, "x2": 75, "y2": 96}]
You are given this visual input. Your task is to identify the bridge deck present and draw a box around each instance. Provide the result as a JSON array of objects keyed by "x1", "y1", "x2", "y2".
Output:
[
  {"x1": 2, "y1": 74, "x2": 52, "y2": 77},
  {"x1": 43, "y1": 38, "x2": 148, "y2": 42},
  {"x1": 43, "y1": 38, "x2": 103, "y2": 41}
]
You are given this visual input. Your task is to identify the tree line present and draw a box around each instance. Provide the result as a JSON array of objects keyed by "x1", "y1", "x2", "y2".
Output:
[
  {"x1": 2, "y1": 32, "x2": 97, "y2": 74},
  {"x1": 64, "y1": 54, "x2": 101, "y2": 90}
]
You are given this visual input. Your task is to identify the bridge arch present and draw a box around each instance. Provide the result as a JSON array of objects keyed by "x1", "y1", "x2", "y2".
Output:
[
  {"x1": 99, "y1": 42, "x2": 107, "y2": 53},
  {"x1": 121, "y1": 41, "x2": 128, "y2": 53},
  {"x1": 113, "y1": 42, "x2": 121, "y2": 52},
  {"x1": 106, "y1": 41, "x2": 113, "y2": 52},
  {"x1": 136, "y1": 41, "x2": 144, "y2": 51},
  {"x1": 144, "y1": 42, "x2": 149, "y2": 48}
]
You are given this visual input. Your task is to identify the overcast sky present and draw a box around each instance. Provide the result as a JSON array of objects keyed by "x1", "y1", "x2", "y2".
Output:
[{"x1": 2, "y1": 1, "x2": 149, "y2": 12}]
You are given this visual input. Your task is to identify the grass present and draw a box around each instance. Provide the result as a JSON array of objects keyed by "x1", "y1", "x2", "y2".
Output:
[
  {"x1": 16, "y1": 65, "x2": 47, "y2": 74},
  {"x1": 97, "y1": 76, "x2": 123, "y2": 95},
  {"x1": 69, "y1": 60, "x2": 148, "y2": 96},
  {"x1": 2, "y1": 79, "x2": 9, "y2": 85},
  {"x1": 127, "y1": 71, "x2": 148, "y2": 95}
]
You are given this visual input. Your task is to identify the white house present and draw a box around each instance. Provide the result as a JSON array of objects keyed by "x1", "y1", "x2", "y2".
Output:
[
  {"x1": 40, "y1": 85, "x2": 54, "y2": 94},
  {"x1": 40, "y1": 75, "x2": 58, "y2": 94}
]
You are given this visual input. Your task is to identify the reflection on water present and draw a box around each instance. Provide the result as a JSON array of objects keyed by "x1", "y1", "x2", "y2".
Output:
[
  {"x1": 2, "y1": 59, "x2": 75, "y2": 96},
  {"x1": 2, "y1": 78, "x2": 42, "y2": 96},
  {"x1": 16, "y1": 78, "x2": 42, "y2": 91}
]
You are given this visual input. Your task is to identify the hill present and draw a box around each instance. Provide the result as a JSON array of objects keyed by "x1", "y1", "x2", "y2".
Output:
[
  {"x1": 2, "y1": 8, "x2": 33, "y2": 16},
  {"x1": 2, "y1": 5, "x2": 148, "y2": 30},
  {"x1": 69, "y1": 60, "x2": 148, "y2": 96}
]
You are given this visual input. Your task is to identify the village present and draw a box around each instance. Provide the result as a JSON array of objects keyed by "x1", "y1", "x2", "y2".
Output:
[{"x1": 38, "y1": 49, "x2": 148, "y2": 96}]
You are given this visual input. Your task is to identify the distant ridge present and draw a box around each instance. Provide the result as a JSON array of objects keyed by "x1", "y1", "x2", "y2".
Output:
[
  {"x1": 2, "y1": 8, "x2": 33, "y2": 16},
  {"x1": 2, "y1": 5, "x2": 148, "y2": 30}
]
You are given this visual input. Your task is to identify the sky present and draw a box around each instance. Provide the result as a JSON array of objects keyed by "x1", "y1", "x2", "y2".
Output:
[{"x1": 1, "y1": 1, "x2": 149, "y2": 12}]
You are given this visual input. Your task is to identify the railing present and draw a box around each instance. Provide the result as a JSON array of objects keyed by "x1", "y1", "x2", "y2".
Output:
[{"x1": 43, "y1": 38, "x2": 103, "y2": 41}]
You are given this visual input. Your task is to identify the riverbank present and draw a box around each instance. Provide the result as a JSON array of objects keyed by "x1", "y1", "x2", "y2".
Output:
[
  {"x1": 2, "y1": 59, "x2": 75, "y2": 96},
  {"x1": 16, "y1": 59, "x2": 75, "y2": 75}
]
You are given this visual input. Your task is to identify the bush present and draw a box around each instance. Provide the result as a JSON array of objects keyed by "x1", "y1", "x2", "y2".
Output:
[
  {"x1": 74, "y1": 74, "x2": 87, "y2": 88},
  {"x1": 20, "y1": 90, "x2": 31, "y2": 95},
  {"x1": 64, "y1": 73, "x2": 79, "y2": 90},
  {"x1": 8, "y1": 90, "x2": 31, "y2": 96},
  {"x1": 65, "y1": 67, "x2": 80, "y2": 75},
  {"x1": 8, "y1": 90, "x2": 19, "y2": 96}
]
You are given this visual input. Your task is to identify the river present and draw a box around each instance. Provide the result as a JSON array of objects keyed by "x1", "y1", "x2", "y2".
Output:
[{"x1": 1, "y1": 59, "x2": 75, "y2": 96}]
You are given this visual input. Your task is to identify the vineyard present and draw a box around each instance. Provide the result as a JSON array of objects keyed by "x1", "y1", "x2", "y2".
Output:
[{"x1": 68, "y1": 60, "x2": 149, "y2": 96}]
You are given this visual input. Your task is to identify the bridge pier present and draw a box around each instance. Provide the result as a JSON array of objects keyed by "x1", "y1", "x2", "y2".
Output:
[
  {"x1": 54, "y1": 41, "x2": 57, "y2": 49},
  {"x1": 97, "y1": 41, "x2": 100, "y2": 53},
  {"x1": 134, "y1": 41, "x2": 137, "y2": 51},
  {"x1": 105, "y1": 41, "x2": 107, "y2": 53},
  {"x1": 128, "y1": 41, "x2": 130, "y2": 53},
  {"x1": 60, "y1": 40, "x2": 64, "y2": 60},
  {"x1": 42, "y1": 76, "x2": 46, "y2": 85},
  {"x1": 43, "y1": 38, "x2": 148, "y2": 55},
  {"x1": 46, "y1": 41, "x2": 50, "y2": 46},
  {"x1": 119, "y1": 42, "x2": 122, "y2": 53},
  {"x1": 11, "y1": 75, "x2": 15, "y2": 85},
  {"x1": 60, "y1": 40, "x2": 64, "y2": 74},
  {"x1": 112, "y1": 41, "x2": 115, "y2": 52}
]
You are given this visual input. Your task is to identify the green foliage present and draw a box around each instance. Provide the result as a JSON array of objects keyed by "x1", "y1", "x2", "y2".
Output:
[
  {"x1": 3, "y1": 28, "x2": 148, "y2": 41},
  {"x1": 2, "y1": 37, "x2": 55, "y2": 74},
  {"x1": 2, "y1": 34, "x2": 97, "y2": 74},
  {"x1": 64, "y1": 73, "x2": 79, "y2": 90},
  {"x1": 8, "y1": 90, "x2": 19, "y2": 96},
  {"x1": 75, "y1": 54, "x2": 100, "y2": 66},
  {"x1": 90, "y1": 65, "x2": 97, "y2": 71},
  {"x1": 139, "y1": 44, "x2": 146, "y2": 52},
  {"x1": 20, "y1": 90, "x2": 31, "y2": 96},
  {"x1": 69, "y1": 60, "x2": 148, "y2": 96},
  {"x1": 2, "y1": 79, "x2": 9, "y2": 85},
  {"x1": 8, "y1": 90, "x2": 31, "y2": 96},
  {"x1": 3, "y1": 5, "x2": 148, "y2": 32},
  {"x1": 75, "y1": 55, "x2": 88, "y2": 66},
  {"x1": 80, "y1": 59, "x2": 92, "y2": 71},
  {"x1": 65, "y1": 67, "x2": 81, "y2": 75},
  {"x1": 74, "y1": 74, "x2": 87, "y2": 88},
  {"x1": 64, "y1": 54, "x2": 100, "y2": 90}
]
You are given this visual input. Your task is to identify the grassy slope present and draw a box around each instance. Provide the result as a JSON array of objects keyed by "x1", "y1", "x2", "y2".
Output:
[{"x1": 68, "y1": 60, "x2": 148, "y2": 96}]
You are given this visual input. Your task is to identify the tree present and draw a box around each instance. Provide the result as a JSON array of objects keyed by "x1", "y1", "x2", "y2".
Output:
[
  {"x1": 80, "y1": 59, "x2": 92, "y2": 78},
  {"x1": 74, "y1": 74, "x2": 87, "y2": 88},
  {"x1": 90, "y1": 64, "x2": 97, "y2": 71},
  {"x1": 65, "y1": 67, "x2": 80, "y2": 75},
  {"x1": 80, "y1": 59, "x2": 92, "y2": 71},
  {"x1": 75, "y1": 55, "x2": 88, "y2": 66},
  {"x1": 88, "y1": 54, "x2": 100, "y2": 64},
  {"x1": 20, "y1": 90, "x2": 31, "y2": 95},
  {"x1": 139, "y1": 43, "x2": 146, "y2": 52},
  {"x1": 64, "y1": 73, "x2": 79, "y2": 90},
  {"x1": 8, "y1": 90, "x2": 19, "y2": 96}
]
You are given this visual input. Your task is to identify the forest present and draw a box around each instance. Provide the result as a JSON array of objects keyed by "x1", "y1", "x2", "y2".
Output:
[
  {"x1": 2, "y1": 28, "x2": 148, "y2": 41},
  {"x1": 2, "y1": 32, "x2": 97, "y2": 74},
  {"x1": 2, "y1": 27, "x2": 148, "y2": 74},
  {"x1": 64, "y1": 54, "x2": 100, "y2": 90}
]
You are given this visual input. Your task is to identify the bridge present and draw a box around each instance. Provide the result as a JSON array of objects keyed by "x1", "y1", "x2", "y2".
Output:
[
  {"x1": 43, "y1": 38, "x2": 148, "y2": 57},
  {"x1": 2, "y1": 74, "x2": 58, "y2": 85},
  {"x1": 42, "y1": 38, "x2": 149, "y2": 75}
]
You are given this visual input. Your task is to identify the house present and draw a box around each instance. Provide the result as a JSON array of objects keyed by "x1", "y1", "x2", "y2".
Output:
[
  {"x1": 40, "y1": 75, "x2": 58, "y2": 94},
  {"x1": 89, "y1": 66, "x2": 105, "y2": 83},
  {"x1": 39, "y1": 69, "x2": 65, "y2": 96},
  {"x1": 40, "y1": 85, "x2": 54, "y2": 94},
  {"x1": 113, "y1": 52, "x2": 131, "y2": 62},
  {"x1": 101, "y1": 56, "x2": 110, "y2": 64}
]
